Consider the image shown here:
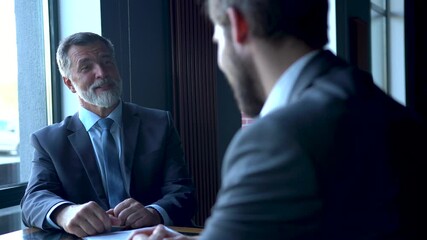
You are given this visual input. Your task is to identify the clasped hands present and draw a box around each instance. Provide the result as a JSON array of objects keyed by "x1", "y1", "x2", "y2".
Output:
[{"x1": 54, "y1": 198, "x2": 161, "y2": 238}]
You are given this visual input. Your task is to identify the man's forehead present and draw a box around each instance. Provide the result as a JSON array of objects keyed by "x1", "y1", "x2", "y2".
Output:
[{"x1": 68, "y1": 43, "x2": 112, "y2": 62}]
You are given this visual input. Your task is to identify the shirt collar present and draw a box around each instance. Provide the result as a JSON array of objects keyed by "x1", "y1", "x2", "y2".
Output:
[
  {"x1": 79, "y1": 101, "x2": 123, "y2": 131},
  {"x1": 260, "y1": 50, "x2": 320, "y2": 117}
]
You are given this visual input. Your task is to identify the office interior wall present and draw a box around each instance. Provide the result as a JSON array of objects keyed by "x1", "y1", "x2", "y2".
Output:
[
  {"x1": 335, "y1": 0, "x2": 371, "y2": 64},
  {"x1": 102, "y1": 0, "x2": 171, "y2": 111},
  {"x1": 405, "y1": 1, "x2": 427, "y2": 121}
]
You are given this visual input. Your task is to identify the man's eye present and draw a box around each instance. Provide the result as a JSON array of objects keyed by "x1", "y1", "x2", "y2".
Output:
[{"x1": 80, "y1": 65, "x2": 90, "y2": 71}]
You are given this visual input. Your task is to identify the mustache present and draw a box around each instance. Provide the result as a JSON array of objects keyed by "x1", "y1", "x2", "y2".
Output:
[{"x1": 89, "y1": 78, "x2": 119, "y2": 91}]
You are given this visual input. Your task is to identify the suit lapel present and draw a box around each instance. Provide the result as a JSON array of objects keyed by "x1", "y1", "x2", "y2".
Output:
[
  {"x1": 288, "y1": 50, "x2": 342, "y2": 104},
  {"x1": 121, "y1": 103, "x2": 140, "y2": 194},
  {"x1": 67, "y1": 113, "x2": 109, "y2": 209}
]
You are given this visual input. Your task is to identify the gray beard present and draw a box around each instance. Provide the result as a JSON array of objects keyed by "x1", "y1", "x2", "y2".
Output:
[{"x1": 74, "y1": 78, "x2": 122, "y2": 108}]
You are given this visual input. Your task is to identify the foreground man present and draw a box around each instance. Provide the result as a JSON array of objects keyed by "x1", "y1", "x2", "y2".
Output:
[
  {"x1": 130, "y1": 0, "x2": 427, "y2": 239},
  {"x1": 21, "y1": 32, "x2": 196, "y2": 238}
]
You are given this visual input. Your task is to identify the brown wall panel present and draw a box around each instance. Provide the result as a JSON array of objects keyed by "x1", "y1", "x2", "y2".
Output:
[{"x1": 170, "y1": 0, "x2": 219, "y2": 226}]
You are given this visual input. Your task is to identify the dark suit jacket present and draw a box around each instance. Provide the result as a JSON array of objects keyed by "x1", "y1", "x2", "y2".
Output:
[
  {"x1": 201, "y1": 51, "x2": 427, "y2": 239},
  {"x1": 21, "y1": 102, "x2": 196, "y2": 229}
]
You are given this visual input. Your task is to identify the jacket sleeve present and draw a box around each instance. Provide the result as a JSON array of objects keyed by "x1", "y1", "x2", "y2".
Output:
[
  {"x1": 21, "y1": 133, "x2": 70, "y2": 229},
  {"x1": 152, "y1": 111, "x2": 196, "y2": 226}
]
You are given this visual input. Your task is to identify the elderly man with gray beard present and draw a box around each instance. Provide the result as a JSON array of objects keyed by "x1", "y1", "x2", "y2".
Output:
[{"x1": 20, "y1": 32, "x2": 196, "y2": 238}]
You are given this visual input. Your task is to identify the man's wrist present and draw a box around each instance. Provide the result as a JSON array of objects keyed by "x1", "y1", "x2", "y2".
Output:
[
  {"x1": 146, "y1": 207, "x2": 163, "y2": 224},
  {"x1": 51, "y1": 204, "x2": 72, "y2": 228}
]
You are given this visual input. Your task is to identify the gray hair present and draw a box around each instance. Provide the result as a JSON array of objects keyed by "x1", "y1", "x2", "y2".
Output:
[{"x1": 56, "y1": 32, "x2": 115, "y2": 78}]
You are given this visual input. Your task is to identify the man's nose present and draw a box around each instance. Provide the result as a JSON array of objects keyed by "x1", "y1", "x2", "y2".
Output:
[{"x1": 94, "y1": 63, "x2": 108, "y2": 78}]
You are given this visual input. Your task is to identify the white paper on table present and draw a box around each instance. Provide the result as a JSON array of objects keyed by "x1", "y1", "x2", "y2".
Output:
[{"x1": 83, "y1": 229, "x2": 136, "y2": 240}]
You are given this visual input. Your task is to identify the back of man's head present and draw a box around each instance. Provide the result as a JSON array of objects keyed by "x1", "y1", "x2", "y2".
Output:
[{"x1": 207, "y1": 0, "x2": 328, "y2": 49}]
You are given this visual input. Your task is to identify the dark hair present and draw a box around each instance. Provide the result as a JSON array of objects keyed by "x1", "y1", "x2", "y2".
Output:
[
  {"x1": 56, "y1": 32, "x2": 115, "y2": 78},
  {"x1": 207, "y1": 0, "x2": 328, "y2": 49}
]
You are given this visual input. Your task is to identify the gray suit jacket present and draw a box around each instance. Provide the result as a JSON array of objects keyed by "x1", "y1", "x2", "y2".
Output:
[
  {"x1": 201, "y1": 51, "x2": 427, "y2": 239},
  {"x1": 21, "y1": 102, "x2": 196, "y2": 229}
]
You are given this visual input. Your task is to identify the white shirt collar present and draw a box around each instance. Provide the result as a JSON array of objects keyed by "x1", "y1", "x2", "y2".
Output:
[{"x1": 260, "y1": 50, "x2": 320, "y2": 117}]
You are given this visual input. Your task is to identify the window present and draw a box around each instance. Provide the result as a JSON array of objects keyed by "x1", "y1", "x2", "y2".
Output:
[
  {"x1": 327, "y1": 0, "x2": 337, "y2": 54},
  {"x1": 0, "y1": 0, "x2": 52, "y2": 234},
  {"x1": 371, "y1": 0, "x2": 405, "y2": 104}
]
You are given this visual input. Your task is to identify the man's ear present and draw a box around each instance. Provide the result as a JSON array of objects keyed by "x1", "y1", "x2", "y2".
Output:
[
  {"x1": 63, "y1": 77, "x2": 76, "y2": 93},
  {"x1": 226, "y1": 7, "x2": 249, "y2": 45}
]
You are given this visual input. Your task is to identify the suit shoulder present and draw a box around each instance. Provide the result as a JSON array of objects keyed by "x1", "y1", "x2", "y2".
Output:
[
  {"x1": 32, "y1": 115, "x2": 75, "y2": 137},
  {"x1": 123, "y1": 102, "x2": 171, "y2": 121}
]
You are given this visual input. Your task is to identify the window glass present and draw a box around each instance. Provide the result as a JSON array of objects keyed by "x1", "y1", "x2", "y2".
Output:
[
  {"x1": 371, "y1": 0, "x2": 386, "y2": 8},
  {"x1": 371, "y1": 6, "x2": 387, "y2": 91},
  {"x1": 0, "y1": 0, "x2": 50, "y2": 234},
  {"x1": 0, "y1": 0, "x2": 20, "y2": 163},
  {"x1": 0, "y1": 0, "x2": 22, "y2": 233},
  {"x1": 370, "y1": 0, "x2": 405, "y2": 104}
]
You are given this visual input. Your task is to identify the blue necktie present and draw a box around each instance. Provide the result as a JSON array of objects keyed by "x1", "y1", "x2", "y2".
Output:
[{"x1": 98, "y1": 118, "x2": 127, "y2": 208}]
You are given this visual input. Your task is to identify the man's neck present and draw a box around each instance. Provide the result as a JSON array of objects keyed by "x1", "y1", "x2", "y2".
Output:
[
  {"x1": 80, "y1": 99, "x2": 120, "y2": 118},
  {"x1": 252, "y1": 37, "x2": 316, "y2": 97}
]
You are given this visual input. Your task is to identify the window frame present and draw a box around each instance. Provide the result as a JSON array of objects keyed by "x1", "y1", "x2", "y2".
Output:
[
  {"x1": 370, "y1": 0, "x2": 406, "y2": 104},
  {"x1": 0, "y1": 0, "x2": 61, "y2": 210}
]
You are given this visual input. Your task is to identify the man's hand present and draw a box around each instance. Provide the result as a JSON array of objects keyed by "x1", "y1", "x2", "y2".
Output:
[
  {"x1": 128, "y1": 224, "x2": 197, "y2": 240},
  {"x1": 108, "y1": 198, "x2": 162, "y2": 228},
  {"x1": 53, "y1": 201, "x2": 114, "y2": 238}
]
